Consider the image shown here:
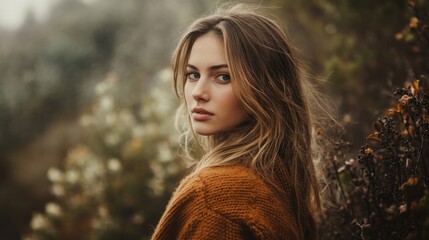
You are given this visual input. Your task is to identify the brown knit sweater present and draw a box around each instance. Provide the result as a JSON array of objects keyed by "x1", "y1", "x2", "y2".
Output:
[{"x1": 151, "y1": 165, "x2": 299, "y2": 240}]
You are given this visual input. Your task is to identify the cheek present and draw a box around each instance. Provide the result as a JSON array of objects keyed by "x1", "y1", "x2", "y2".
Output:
[{"x1": 223, "y1": 92, "x2": 244, "y2": 114}]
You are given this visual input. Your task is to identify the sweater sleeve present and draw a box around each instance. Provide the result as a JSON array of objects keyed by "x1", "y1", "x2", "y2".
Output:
[{"x1": 151, "y1": 166, "x2": 299, "y2": 240}]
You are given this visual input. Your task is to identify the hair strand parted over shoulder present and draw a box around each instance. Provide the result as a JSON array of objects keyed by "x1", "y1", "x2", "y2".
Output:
[{"x1": 172, "y1": 3, "x2": 334, "y2": 240}]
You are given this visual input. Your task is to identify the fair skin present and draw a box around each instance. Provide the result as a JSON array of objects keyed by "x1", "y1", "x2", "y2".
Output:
[{"x1": 184, "y1": 32, "x2": 247, "y2": 135}]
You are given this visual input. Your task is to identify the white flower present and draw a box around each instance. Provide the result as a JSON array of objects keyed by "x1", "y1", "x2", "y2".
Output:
[
  {"x1": 119, "y1": 109, "x2": 135, "y2": 126},
  {"x1": 91, "y1": 214, "x2": 116, "y2": 230},
  {"x1": 79, "y1": 114, "x2": 94, "y2": 127},
  {"x1": 158, "y1": 68, "x2": 172, "y2": 83},
  {"x1": 157, "y1": 142, "x2": 172, "y2": 162},
  {"x1": 107, "y1": 158, "x2": 122, "y2": 172},
  {"x1": 45, "y1": 202, "x2": 62, "y2": 218},
  {"x1": 47, "y1": 167, "x2": 64, "y2": 182},
  {"x1": 149, "y1": 161, "x2": 166, "y2": 196},
  {"x1": 132, "y1": 214, "x2": 144, "y2": 225},
  {"x1": 51, "y1": 183, "x2": 65, "y2": 197},
  {"x1": 100, "y1": 96, "x2": 114, "y2": 111},
  {"x1": 148, "y1": 178, "x2": 164, "y2": 196},
  {"x1": 104, "y1": 133, "x2": 120, "y2": 146},
  {"x1": 150, "y1": 87, "x2": 173, "y2": 116},
  {"x1": 30, "y1": 213, "x2": 50, "y2": 230},
  {"x1": 132, "y1": 125, "x2": 145, "y2": 138},
  {"x1": 104, "y1": 112, "x2": 117, "y2": 126},
  {"x1": 95, "y1": 81, "x2": 108, "y2": 96},
  {"x1": 166, "y1": 163, "x2": 179, "y2": 175},
  {"x1": 150, "y1": 161, "x2": 163, "y2": 177},
  {"x1": 143, "y1": 123, "x2": 158, "y2": 136},
  {"x1": 83, "y1": 160, "x2": 103, "y2": 182},
  {"x1": 80, "y1": 160, "x2": 105, "y2": 197},
  {"x1": 65, "y1": 170, "x2": 79, "y2": 184}
]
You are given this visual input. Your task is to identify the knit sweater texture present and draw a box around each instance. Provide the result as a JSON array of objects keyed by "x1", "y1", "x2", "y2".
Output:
[{"x1": 151, "y1": 165, "x2": 299, "y2": 240}]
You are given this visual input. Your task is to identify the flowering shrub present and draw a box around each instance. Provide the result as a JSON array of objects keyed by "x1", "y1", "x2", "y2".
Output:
[
  {"x1": 321, "y1": 80, "x2": 429, "y2": 240},
  {"x1": 23, "y1": 69, "x2": 186, "y2": 240}
]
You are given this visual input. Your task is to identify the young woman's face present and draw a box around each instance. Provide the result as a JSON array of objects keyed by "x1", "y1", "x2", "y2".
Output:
[{"x1": 184, "y1": 33, "x2": 247, "y2": 135}]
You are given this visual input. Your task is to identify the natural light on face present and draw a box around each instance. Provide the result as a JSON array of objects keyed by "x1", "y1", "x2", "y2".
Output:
[{"x1": 184, "y1": 32, "x2": 247, "y2": 135}]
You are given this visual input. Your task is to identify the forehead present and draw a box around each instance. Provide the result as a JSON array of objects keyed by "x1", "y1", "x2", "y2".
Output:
[{"x1": 188, "y1": 33, "x2": 227, "y2": 67}]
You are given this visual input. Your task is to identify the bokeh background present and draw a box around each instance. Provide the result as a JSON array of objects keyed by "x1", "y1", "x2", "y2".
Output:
[{"x1": 0, "y1": 0, "x2": 427, "y2": 239}]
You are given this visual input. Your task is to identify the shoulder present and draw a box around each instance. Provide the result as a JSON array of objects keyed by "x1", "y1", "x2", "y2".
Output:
[
  {"x1": 179, "y1": 165, "x2": 271, "y2": 205},
  {"x1": 176, "y1": 165, "x2": 286, "y2": 210},
  {"x1": 192, "y1": 165, "x2": 283, "y2": 216},
  {"x1": 183, "y1": 165, "x2": 298, "y2": 236},
  {"x1": 177, "y1": 165, "x2": 262, "y2": 193},
  {"x1": 196, "y1": 164, "x2": 261, "y2": 183},
  {"x1": 193, "y1": 165, "x2": 273, "y2": 213},
  {"x1": 170, "y1": 165, "x2": 265, "y2": 216},
  {"x1": 184, "y1": 166, "x2": 291, "y2": 223},
  {"x1": 153, "y1": 165, "x2": 299, "y2": 239}
]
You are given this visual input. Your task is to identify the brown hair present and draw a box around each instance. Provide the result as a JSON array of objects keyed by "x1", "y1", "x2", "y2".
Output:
[{"x1": 172, "y1": 4, "x2": 328, "y2": 240}]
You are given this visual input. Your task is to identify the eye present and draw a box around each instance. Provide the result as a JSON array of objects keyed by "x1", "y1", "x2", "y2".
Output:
[
  {"x1": 186, "y1": 72, "x2": 200, "y2": 81},
  {"x1": 216, "y1": 74, "x2": 231, "y2": 82}
]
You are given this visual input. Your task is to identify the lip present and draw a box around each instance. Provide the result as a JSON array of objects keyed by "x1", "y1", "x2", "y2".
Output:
[{"x1": 191, "y1": 107, "x2": 213, "y2": 121}]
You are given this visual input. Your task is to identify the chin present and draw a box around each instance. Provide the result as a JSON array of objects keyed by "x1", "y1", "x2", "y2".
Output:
[
  {"x1": 193, "y1": 129, "x2": 215, "y2": 136},
  {"x1": 192, "y1": 125, "x2": 221, "y2": 136},
  {"x1": 191, "y1": 122, "x2": 216, "y2": 136}
]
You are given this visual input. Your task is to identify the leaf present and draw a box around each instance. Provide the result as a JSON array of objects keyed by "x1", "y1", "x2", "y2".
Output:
[
  {"x1": 412, "y1": 45, "x2": 421, "y2": 53},
  {"x1": 337, "y1": 165, "x2": 346, "y2": 173},
  {"x1": 409, "y1": 17, "x2": 419, "y2": 28},
  {"x1": 401, "y1": 176, "x2": 419, "y2": 190},
  {"x1": 399, "y1": 95, "x2": 411, "y2": 106},
  {"x1": 396, "y1": 103, "x2": 403, "y2": 113},
  {"x1": 367, "y1": 132, "x2": 381, "y2": 142},
  {"x1": 395, "y1": 32, "x2": 404, "y2": 40},
  {"x1": 364, "y1": 147, "x2": 374, "y2": 155},
  {"x1": 387, "y1": 108, "x2": 397, "y2": 117},
  {"x1": 399, "y1": 204, "x2": 407, "y2": 214},
  {"x1": 373, "y1": 121, "x2": 382, "y2": 131},
  {"x1": 411, "y1": 80, "x2": 420, "y2": 95},
  {"x1": 408, "y1": 125, "x2": 415, "y2": 134}
]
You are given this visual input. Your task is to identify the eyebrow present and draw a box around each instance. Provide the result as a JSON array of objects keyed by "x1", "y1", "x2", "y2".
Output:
[{"x1": 186, "y1": 63, "x2": 229, "y2": 71}]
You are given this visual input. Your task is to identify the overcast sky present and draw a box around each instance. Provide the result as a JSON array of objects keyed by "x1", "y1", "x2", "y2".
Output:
[{"x1": 0, "y1": 0, "x2": 97, "y2": 30}]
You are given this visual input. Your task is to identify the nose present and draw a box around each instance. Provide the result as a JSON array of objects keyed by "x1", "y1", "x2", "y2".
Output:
[{"x1": 192, "y1": 77, "x2": 210, "y2": 102}]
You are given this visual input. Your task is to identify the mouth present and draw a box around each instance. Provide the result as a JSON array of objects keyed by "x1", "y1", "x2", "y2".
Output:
[
  {"x1": 191, "y1": 107, "x2": 213, "y2": 121},
  {"x1": 192, "y1": 107, "x2": 213, "y2": 115}
]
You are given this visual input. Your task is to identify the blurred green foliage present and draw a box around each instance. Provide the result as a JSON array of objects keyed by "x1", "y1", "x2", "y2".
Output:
[
  {"x1": 269, "y1": 0, "x2": 428, "y2": 148},
  {"x1": 23, "y1": 70, "x2": 185, "y2": 239}
]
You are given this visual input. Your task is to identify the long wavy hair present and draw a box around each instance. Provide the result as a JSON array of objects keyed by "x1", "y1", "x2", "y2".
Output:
[{"x1": 172, "y1": 4, "x2": 329, "y2": 240}]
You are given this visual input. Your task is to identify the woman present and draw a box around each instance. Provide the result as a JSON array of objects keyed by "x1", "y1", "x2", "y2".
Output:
[{"x1": 152, "y1": 4, "x2": 325, "y2": 240}]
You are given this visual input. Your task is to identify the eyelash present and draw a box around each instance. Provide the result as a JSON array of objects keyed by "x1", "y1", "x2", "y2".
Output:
[
  {"x1": 185, "y1": 72, "x2": 231, "y2": 82},
  {"x1": 217, "y1": 73, "x2": 231, "y2": 81},
  {"x1": 185, "y1": 72, "x2": 200, "y2": 80}
]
